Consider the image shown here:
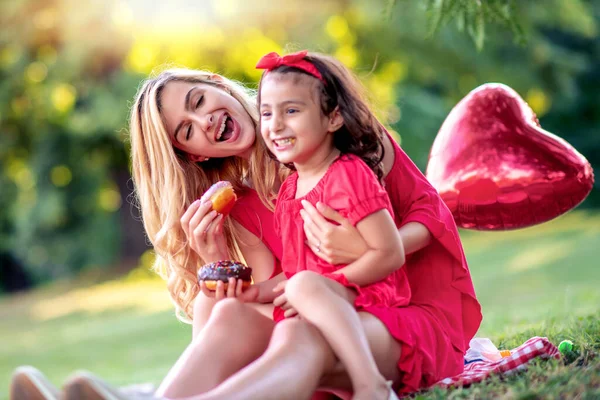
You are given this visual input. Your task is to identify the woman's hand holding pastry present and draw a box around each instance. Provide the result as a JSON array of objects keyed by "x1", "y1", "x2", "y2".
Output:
[
  {"x1": 181, "y1": 200, "x2": 228, "y2": 263},
  {"x1": 199, "y1": 278, "x2": 247, "y2": 301}
]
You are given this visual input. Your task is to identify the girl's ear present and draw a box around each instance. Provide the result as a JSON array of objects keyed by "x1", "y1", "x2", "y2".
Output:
[{"x1": 327, "y1": 106, "x2": 344, "y2": 132}]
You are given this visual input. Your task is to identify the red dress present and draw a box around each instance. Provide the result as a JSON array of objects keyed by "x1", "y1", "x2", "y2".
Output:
[
  {"x1": 230, "y1": 188, "x2": 283, "y2": 279},
  {"x1": 369, "y1": 135, "x2": 482, "y2": 394},
  {"x1": 231, "y1": 136, "x2": 482, "y2": 395},
  {"x1": 274, "y1": 154, "x2": 412, "y2": 313}
]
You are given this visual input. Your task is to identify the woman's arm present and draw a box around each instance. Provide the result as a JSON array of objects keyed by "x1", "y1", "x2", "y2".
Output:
[
  {"x1": 397, "y1": 221, "x2": 431, "y2": 254},
  {"x1": 301, "y1": 201, "x2": 431, "y2": 265},
  {"x1": 331, "y1": 209, "x2": 405, "y2": 286},
  {"x1": 221, "y1": 221, "x2": 285, "y2": 303},
  {"x1": 232, "y1": 221, "x2": 276, "y2": 283},
  {"x1": 197, "y1": 220, "x2": 281, "y2": 302}
]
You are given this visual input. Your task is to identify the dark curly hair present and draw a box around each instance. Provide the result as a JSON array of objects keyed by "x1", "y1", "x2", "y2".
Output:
[{"x1": 257, "y1": 52, "x2": 386, "y2": 181}]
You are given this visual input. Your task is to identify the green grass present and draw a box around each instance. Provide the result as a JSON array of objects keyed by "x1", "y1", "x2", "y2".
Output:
[{"x1": 1, "y1": 211, "x2": 599, "y2": 399}]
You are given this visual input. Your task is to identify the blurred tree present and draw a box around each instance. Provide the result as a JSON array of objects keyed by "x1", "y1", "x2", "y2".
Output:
[
  {"x1": 0, "y1": 0, "x2": 145, "y2": 284},
  {"x1": 387, "y1": 0, "x2": 525, "y2": 49},
  {"x1": 0, "y1": 0, "x2": 597, "y2": 288}
]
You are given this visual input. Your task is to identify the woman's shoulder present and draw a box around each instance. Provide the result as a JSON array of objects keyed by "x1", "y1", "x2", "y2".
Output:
[
  {"x1": 233, "y1": 186, "x2": 261, "y2": 207},
  {"x1": 230, "y1": 187, "x2": 272, "y2": 222}
]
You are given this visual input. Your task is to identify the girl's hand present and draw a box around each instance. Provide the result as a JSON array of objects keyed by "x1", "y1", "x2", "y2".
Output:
[
  {"x1": 272, "y1": 280, "x2": 298, "y2": 318},
  {"x1": 300, "y1": 200, "x2": 368, "y2": 265},
  {"x1": 199, "y1": 278, "x2": 249, "y2": 301},
  {"x1": 180, "y1": 200, "x2": 229, "y2": 263},
  {"x1": 237, "y1": 284, "x2": 260, "y2": 303}
]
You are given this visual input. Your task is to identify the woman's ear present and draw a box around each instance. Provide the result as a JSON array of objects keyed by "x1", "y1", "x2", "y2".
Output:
[
  {"x1": 211, "y1": 74, "x2": 232, "y2": 94},
  {"x1": 188, "y1": 154, "x2": 209, "y2": 163},
  {"x1": 327, "y1": 107, "x2": 344, "y2": 132},
  {"x1": 188, "y1": 154, "x2": 202, "y2": 162},
  {"x1": 209, "y1": 74, "x2": 225, "y2": 82}
]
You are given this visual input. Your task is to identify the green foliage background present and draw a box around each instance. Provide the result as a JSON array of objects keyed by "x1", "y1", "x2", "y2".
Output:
[{"x1": 0, "y1": 0, "x2": 598, "y2": 285}]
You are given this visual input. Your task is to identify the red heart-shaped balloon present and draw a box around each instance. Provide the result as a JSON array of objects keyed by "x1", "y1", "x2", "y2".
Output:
[{"x1": 426, "y1": 83, "x2": 594, "y2": 230}]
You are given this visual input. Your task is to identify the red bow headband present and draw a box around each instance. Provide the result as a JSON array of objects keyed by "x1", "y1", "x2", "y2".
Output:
[{"x1": 256, "y1": 50, "x2": 325, "y2": 83}]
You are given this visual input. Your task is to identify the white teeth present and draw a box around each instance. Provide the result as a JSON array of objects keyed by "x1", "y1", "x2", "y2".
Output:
[
  {"x1": 274, "y1": 138, "x2": 296, "y2": 146},
  {"x1": 216, "y1": 116, "x2": 227, "y2": 140}
]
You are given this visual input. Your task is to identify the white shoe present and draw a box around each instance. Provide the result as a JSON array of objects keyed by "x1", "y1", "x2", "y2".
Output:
[
  {"x1": 62, "y1": 371, "x2": 159, "y2": 400},
  {"x1": 9, "y1": 366, "x2": 60, "y2": 400}
]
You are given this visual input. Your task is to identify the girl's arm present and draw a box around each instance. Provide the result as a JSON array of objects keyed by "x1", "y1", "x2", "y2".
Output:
[
  {"x1": 331, "y1": 209, "x2": 405, "y2": 286},
  {"x1": 301, "y1": 201, "x2": 431, "y2": 265},
  {"x1": 240, "y1": 272, "x2": 286, "y2": 303}
]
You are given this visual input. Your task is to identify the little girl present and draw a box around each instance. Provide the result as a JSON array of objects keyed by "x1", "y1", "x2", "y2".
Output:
[{"x1": 254, "y1": 50, "x2": 410, "y2": 400}]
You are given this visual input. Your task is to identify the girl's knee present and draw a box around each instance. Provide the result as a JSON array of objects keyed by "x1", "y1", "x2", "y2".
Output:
[{"x1": 286, "y1": 271, "x2": 327, "y2": 303}]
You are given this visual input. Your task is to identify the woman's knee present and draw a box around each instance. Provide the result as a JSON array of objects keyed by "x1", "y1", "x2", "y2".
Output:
[
  {"x1": 271, "y1": 318, "x2": 326, "y2": 351},
  {"x1": 207, "y1": 298, "x2": 274, "y2": 338},
  {"x1": 208, "y1": 298, "x2": 248, "y2": 325},
  {"x1": 271, "y1": 319, "x2": 337, "y2": 370},
  {"x1": 192, "y1": 293, "x2": 217, "y2": 328},
  {"x1": 285, "y1": 271, "x2": 326, "y2": 303}
]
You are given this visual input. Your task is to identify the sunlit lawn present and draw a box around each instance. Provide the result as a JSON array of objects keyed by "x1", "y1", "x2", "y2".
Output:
[{"x1": 1, "y1": 211, "x2": 599, "y2": 399}]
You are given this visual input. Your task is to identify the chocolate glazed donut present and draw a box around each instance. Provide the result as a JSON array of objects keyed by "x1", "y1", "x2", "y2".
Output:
[{"x1": 198, "y1": 260, "x2": 252, "y2": 291}]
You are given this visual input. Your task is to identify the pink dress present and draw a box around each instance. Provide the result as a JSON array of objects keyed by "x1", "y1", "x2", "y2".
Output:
[{"x1": 274, "y1": 154, "x2": 411, "y2": 315}]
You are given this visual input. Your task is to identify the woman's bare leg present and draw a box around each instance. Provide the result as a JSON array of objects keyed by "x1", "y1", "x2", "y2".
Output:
[
  {"x1": 284, "y1": 271, "x2": 389, "y2": 399},
  {"x1": 186, "y1": 312, "x2": 402, "y2": 400},
  {"x1": 192, "y1": 292, "x2": 275, "y2": 339},
  {"x1": 189, "y1": 318, "x2": 338, "y2": 400},
  {"x1": 156, "y1": 299, "x2": 274, "y2": 398},
  {"x1": 192, "y1": 293, "x2": 217, "y2": 339}
]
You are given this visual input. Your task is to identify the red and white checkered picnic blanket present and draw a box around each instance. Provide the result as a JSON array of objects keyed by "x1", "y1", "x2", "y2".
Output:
[{"x1": 435, "y1": 336, "x2": 561, "y2": 388}]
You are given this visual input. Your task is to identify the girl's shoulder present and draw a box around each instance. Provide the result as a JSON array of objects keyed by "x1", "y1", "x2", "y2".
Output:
[
  {"x1": 332, "y1": 153, "x2": 380, "y2": 181},
  {"x1": 327, "y1": 154, "x2": 386, "y2": 196},
  {"x1": 277, "y1": 171, "x2": 299, "y2": 202}
]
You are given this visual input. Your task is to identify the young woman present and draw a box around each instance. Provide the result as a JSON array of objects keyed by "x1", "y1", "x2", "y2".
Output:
[{"x1": 138, "y1": 53, "x2": 481, "y2": 399}]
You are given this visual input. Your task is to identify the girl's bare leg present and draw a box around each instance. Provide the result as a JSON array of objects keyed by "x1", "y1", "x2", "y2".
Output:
[
  {"x1": 156, "y1": 299, "x2": 274, "y2": 398},
  {"x1": 285, "y1": 271, "x2": 389, "y2": 399},
  {"x1": 189, "y1": 318, "x2": 338, "y2": 400},
  {"x1": 317, "y1": 312, "x2": 402, "y2": 394}
]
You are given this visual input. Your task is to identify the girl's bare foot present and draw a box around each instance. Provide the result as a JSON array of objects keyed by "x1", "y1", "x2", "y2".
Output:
[{"x1": 352, "y1": 379, "x2": 395, "y2": 400}]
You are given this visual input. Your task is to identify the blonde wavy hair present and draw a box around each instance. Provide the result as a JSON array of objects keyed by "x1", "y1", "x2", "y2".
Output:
[{"x1": 129, "y1": 68, "x2": 279, "y2": 323}]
